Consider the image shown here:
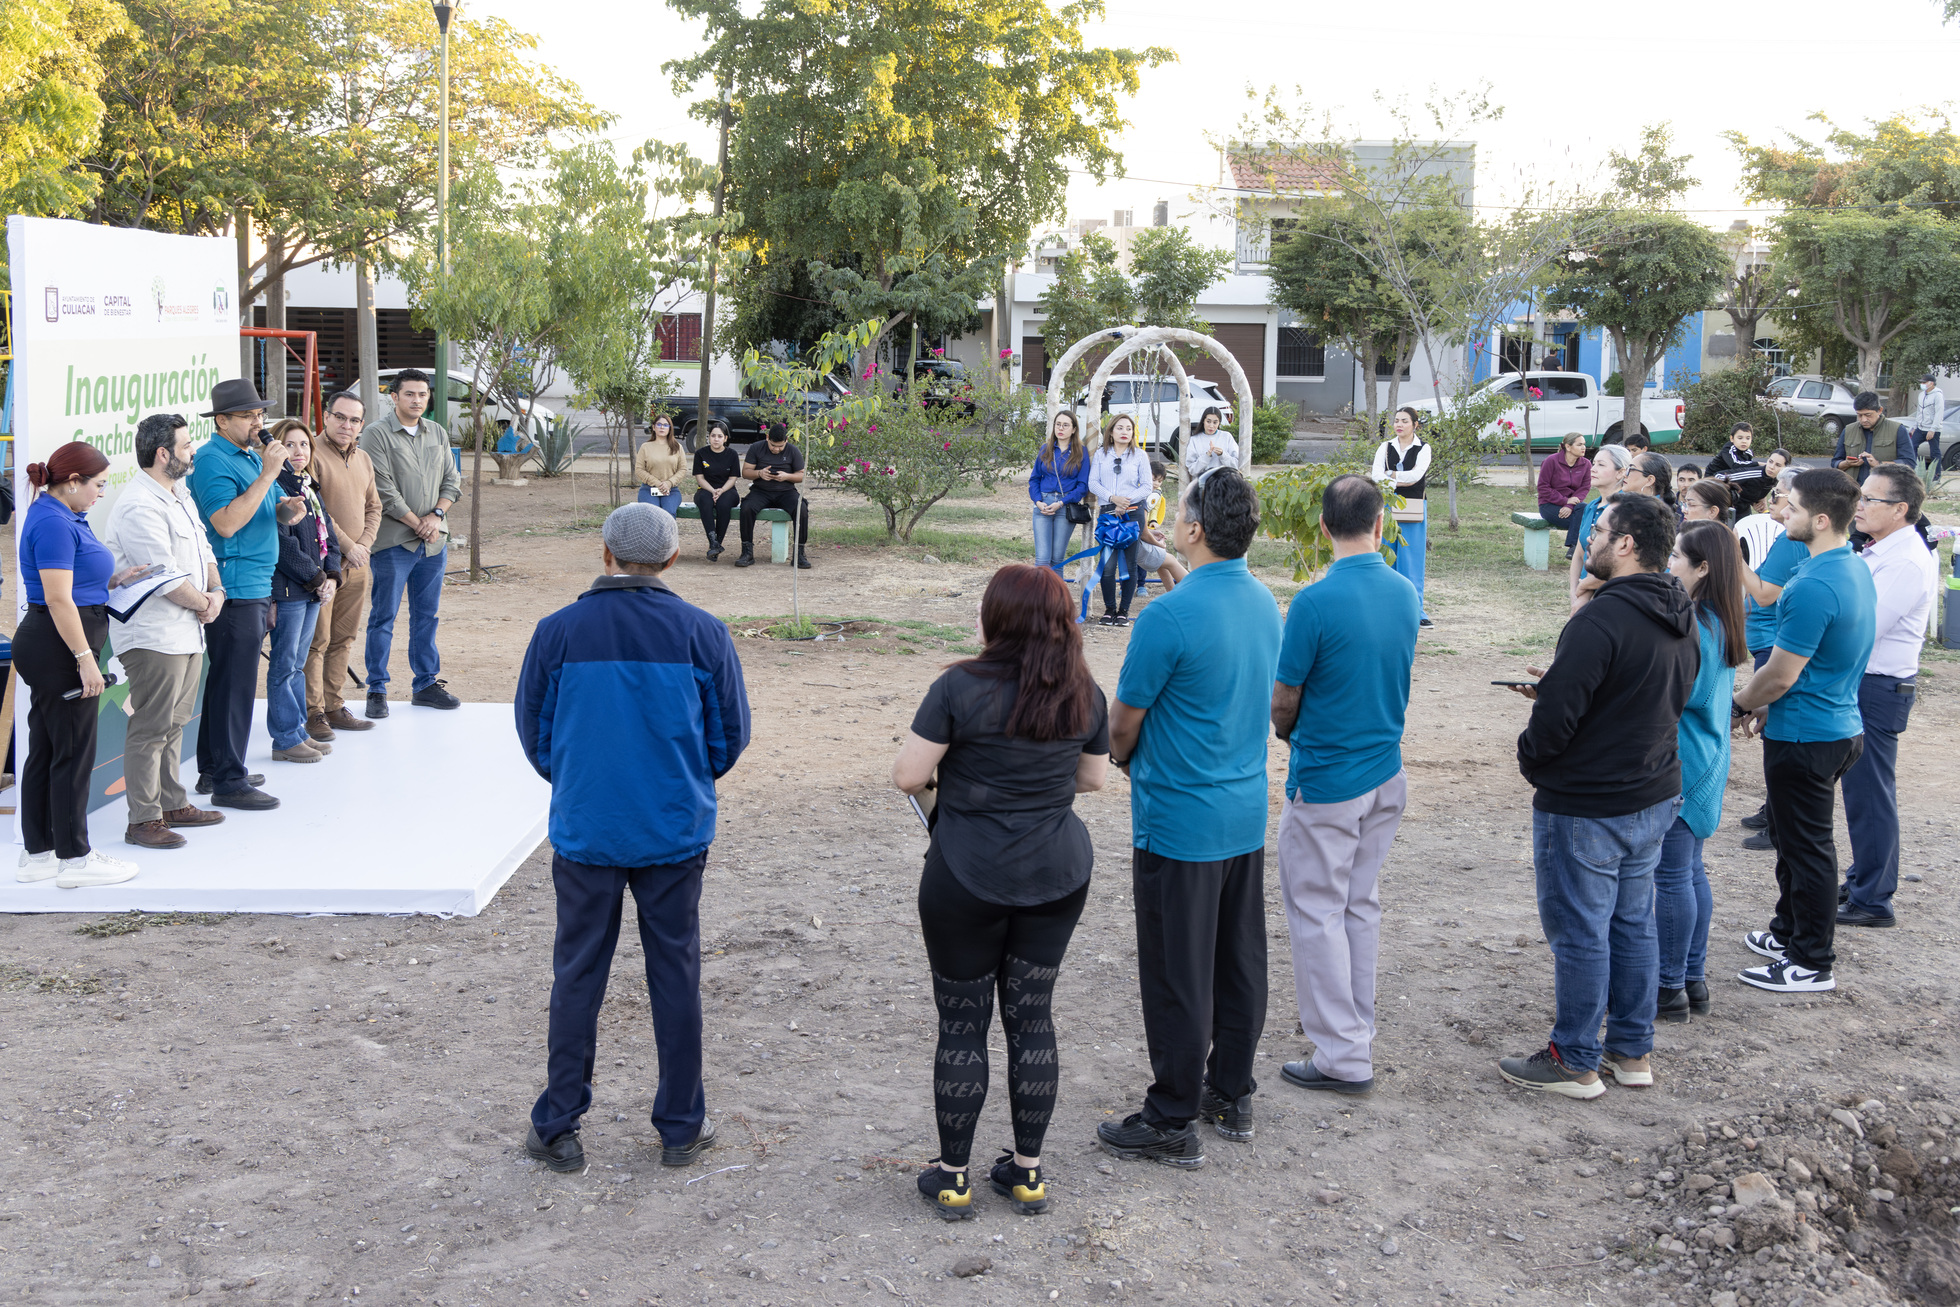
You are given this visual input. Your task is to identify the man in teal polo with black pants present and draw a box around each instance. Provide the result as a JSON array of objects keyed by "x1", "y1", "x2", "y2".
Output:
[
  {"x1": 189, "y1": 379, "x2": 304, "y2": 810},
  {"x1": 1100, "y1": 467, "x2": 1282, "y2": 1168}
]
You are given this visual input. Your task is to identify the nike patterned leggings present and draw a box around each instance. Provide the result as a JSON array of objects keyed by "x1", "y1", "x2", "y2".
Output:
[{"x1": 916, "y1": 849, "x2": 1088, "y2": 1168}]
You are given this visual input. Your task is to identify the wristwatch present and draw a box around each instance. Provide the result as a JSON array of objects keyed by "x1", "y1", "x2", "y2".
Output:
[{"x1": 430, "y1": 508, "x2": 446, "y2": 519}]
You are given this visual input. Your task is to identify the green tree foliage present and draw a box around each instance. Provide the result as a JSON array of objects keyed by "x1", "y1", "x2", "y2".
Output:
[
  {"x1": 1249, "y1": 398, "x2": 1296, "y2": 464},
  {"x1": 1255, "y1": 461, "x2": 1402, "y2": 580},
  {"x1": 0, "y1": 0, "x2": 128, "y2": 221},
  {"x1": 1540, "y1": 213, "x2": 1729, "y2": 417},
  {"x1": 1036, "y1": 232, "x2": 1135, "y2": 393},
  {"x1": 1773, "y1": 207, "x2": 1960, "y2": 393},
  {"x1": 666, "y1": 0, "x2": 1171, "y2": 367},
  {"x1": 1675, "y1": 356, "x2": 1830, "y2": 456},
  {"x1": 1608, "y1": 122, "x2": 1696, "y2": 209}
]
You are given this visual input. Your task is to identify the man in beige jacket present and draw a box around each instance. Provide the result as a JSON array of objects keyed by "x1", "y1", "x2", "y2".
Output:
[{"x1": 306, "y1": 390, "x2": 385, "y2": 740}]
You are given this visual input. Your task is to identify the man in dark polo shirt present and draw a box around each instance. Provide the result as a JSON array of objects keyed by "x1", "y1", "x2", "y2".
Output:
[{"x1": 734, "y1": 423, "x2": 812, "y2": 570}]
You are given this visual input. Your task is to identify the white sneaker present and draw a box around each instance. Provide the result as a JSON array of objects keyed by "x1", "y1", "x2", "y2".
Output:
[
  {"x1": 54, "y1": 851, "x2": 140, "y2": 888},
  {"x1": 1738, "y1": 958, "x2": 1835, "y2": 993},
  {"x1": 16, "y1": 849, "x2": 57, "y2": 883},
  {"x1": 1743, "y1": 930, "x2": 1786, "y2": 961}
]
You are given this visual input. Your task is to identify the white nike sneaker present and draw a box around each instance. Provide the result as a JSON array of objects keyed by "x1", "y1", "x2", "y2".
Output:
[
  {"x1": 17, "y1": 849, "x2": 58, "y2": 882},
  {"x1": 1738, "y1": 958, "x2": 1835, "y2": 993},
  {"x1": 1743, "y1": 930, "x2": 1786, "y2": 961},
  {"x1": 54, "y1": 851, "x2": 140, "y2": 888}
]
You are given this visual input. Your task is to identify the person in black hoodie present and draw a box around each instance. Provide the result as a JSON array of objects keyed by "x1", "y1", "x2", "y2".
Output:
[
  {"x1": 1498, "y1": 493, "x2": 1696, "y2": 1100},
  {"x1": 266, "y1": 421, "x2": 344, "y2": 765},
  {"x1": 1703, "y1": 422, "x2": 1771, "y2": 515}
]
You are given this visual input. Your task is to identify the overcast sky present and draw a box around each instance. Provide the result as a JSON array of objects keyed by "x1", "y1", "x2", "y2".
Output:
[{"x1": 472, "y1": 0, "x2": 1960, "y2": 248}]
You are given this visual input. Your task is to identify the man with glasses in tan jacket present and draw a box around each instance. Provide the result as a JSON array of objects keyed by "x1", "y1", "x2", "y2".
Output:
[{"x1": 305, "y1": 390, "x2": 384, "y2": 741}]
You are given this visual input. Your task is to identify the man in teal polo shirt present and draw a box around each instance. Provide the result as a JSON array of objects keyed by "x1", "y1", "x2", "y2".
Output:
[
  {"x1": 188, "y1": 379, "x2": 303, "y2": 810},
  {"x1": 1099, "y1": 467, "x2": 1281, "y2": 1169},
  {"x1": 1269, "y1": 475, "x2": 1420, "y2": 1096},
  {"x1": 1733, "y1": 468, "x2": 1876, "y2": 994}
]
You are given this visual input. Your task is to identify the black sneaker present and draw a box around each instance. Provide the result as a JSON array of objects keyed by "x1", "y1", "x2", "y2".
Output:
[
  {"x1": 525, "y1": 1125, "x2": 584, "y2": 1173},
  {"x1": 1095, "y1": 1113, "x2": 1205, "y2": 1169},
  {"x1": 1741, "y1": 831, "x2": 1774, "y2": 852},
  {"x1": 1737, "y1": 958, "x2": 1835, "y2": 993},
  {"x1": 1657, "y1": 987, "x2": 1690, "y2": 1024},
  {"x1": 1198, "y1": 1084, "x2": 1254, "y2": 1140},
  {"x1": 195, "y1": 772, "x2": 263, "y2": 795},
  {"x1": 734, "y1": 548, "x2": 756, "y2": 568},
  {"x1": 660, "y1": 1117, "x2": 716, "y2": 1167},
  {"x1": 1743, "y1": 930, "x2": 1786, "y2": 961},
  {"x1": 918, "y1": 1162, "x2": 976, "y2": 1221},
  {"x1": 796, "y1": 549, "x2": 813, "y2": 570},
  {"x1": 412, "y1": 680, "x2": 461, "y2": 709},
  {"x1": 1685, "y1": 980, "x2": 1711, "y2": 1016},
  {"x1": 1112, "y1": 612, "x2": 1132, "y2": 627},
  {"x1": 211, "y1": 786, "x2": 280, "y2": 812},
  {"x1": 1740, "y1": 805, "x2": 1769, "y2": 831},
  {"x1": 1496, "y1": 1044, "x2": 1605, "y2": 1100},
  {"x1": 988, "y1": 1153, "x2": 1048, "y2": 1215},
  {"x1": 1836, "y1": 905, "x2": 1896, "y2": 928},
  {"x1": 366, "y1": 692, "x2": 390, "y2": 720},
  {"x1": 1419, "y1": 617, "x2": 1435, "y2": 628},
  {"x1": 1280, "y1": 1060, "x2": 1373, "y2": 1095},
  {"x1": 1098, "y1": 613, "x2": 1118, "y2": 626}
]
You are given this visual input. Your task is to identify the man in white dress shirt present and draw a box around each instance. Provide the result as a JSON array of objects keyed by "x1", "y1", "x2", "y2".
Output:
[{"x1": 1838, "y1": 464, "x2": 1939, "y2": 928}]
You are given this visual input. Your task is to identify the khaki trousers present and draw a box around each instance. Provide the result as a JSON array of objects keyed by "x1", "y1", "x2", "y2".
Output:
[
  {"x1": 120, "y1": 648, "x2": 202, "y2": 825},
  {"x1": 1276, "y1": 770, "x2": 1408, "y2": 1083},
  {"x1": 306, "y1": 562, "x2": 370, "y2": 716}
]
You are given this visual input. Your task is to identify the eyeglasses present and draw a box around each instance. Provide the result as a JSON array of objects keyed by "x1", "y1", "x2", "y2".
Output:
[
  {"x1": 1588, "y1": 521, "x2": 1626, "y2": 542},
  {"x1": 1858, "y1": 494, "x2": 1904, "y2": 507}
]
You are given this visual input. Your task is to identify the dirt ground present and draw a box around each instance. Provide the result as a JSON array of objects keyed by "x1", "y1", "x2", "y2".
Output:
[{"x1": 3, "y1": 465, "x2": 1957, "y2": 1307}]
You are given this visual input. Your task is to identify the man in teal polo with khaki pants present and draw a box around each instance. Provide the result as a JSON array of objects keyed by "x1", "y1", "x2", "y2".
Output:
[{"x1": 1269, "y1": 475, "x2": 1421, "y2": 1096}]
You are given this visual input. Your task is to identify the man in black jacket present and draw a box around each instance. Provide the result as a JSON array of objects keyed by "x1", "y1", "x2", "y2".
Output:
[
  {"x1": 1704, "y1": 422, "x2": 1771, "y2": 514},
  {"x1": 1500, "y1": 494, "x2": 1697, "y2": 1100}
]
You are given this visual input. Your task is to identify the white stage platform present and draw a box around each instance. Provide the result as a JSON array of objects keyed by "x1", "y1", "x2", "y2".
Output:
[{"x1": 3, "y1": 702, "x2": 549, "y2": 916}]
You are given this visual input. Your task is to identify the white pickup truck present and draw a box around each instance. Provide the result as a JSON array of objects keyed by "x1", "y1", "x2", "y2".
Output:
[{"x1": 1404, "y1": 371, "x2": 1684, "y2": 450}]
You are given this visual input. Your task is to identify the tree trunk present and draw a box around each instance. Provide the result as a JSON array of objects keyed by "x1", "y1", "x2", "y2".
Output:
[
  {"x1": 1446, "y1": 473, "x2": 1460, "y2": 530},
  {"x1": 235, "y1": 208, "x2": 254, "y2": 383},
  {"x1": 1615, "y1": 330, "x2": 1650, "y2": 442},
  {"x1": 697, "y1": 91, "x2": 730, "y2": 435},
  {"x1": 355, "y1": 259, "x2": 380, "y2": 423},
  {"x1": 264, "y1": 231, "x2": 286, "y2": 418},
  {"x1": 1856, "y1": 343, "x2": 1882, "y2": 396},
  {"x1": 1730, "y1": 310, "x2": 1762, "y2": 359},
  {"x1": 1383, "y1": 329, "x2": 1407, "y2": 422},
  {"x1": 1357, "y1": 337, "x2": 1381, "y2": 440}
]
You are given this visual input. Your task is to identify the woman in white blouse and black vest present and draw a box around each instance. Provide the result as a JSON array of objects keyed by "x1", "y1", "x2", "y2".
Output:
[
  {"x1": 1088, "y1": 414, "x2": 1151, "y2": 625},
  {"x1": 1372, "y1": 407, "x2": 1433, "y2": 628}
]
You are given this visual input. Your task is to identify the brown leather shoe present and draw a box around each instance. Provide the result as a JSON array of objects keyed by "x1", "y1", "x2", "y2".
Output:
[
  {"x1": 323, "y1": 706, "x2": 375, "y2": 732},
  {"x1": 125, "y1": 820, "x2": 187, "y2": 850},
  {"x1": 306, "y1": 713, "x2": 336, "y2": 742},
  {"x1": 161, "y1": 806, "x2": 225, "y2": 828}
]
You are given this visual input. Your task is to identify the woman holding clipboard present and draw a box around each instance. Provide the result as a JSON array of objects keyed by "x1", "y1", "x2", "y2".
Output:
[{"x1": 1373, "y1": 408, "x2": 1433, "y2": 628}]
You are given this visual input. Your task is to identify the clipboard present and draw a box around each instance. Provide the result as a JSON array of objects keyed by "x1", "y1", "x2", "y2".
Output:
[
  {"x1": 906, "y1": 779, "x2": 937, "y2": 832},
  {"x1": 106, "y1": 567, "x2": 191, "y2": 623}
]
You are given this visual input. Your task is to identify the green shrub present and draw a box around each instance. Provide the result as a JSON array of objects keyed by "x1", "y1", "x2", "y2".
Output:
[
  {"x1": 529, "y1": 417, "x2": 581, "y2": 477},
  {"x1": 1602, "y1": 371, "x2": 1624, "y2": 397},
  {"x1": 1250, "y1": 398, "x2": 1297, "y2": 464},
  {"x1": 1676, "y1": 359, "x2": 1830, "y2": 456}
]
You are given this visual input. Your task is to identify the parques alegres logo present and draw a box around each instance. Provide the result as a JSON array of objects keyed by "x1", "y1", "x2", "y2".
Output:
[{"x1": 150, "y1": 275, "x2": 203, "y2": 323}]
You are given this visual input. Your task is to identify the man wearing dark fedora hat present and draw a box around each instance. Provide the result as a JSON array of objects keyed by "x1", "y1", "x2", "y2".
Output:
[{"x1": 188, "y1": 378, "x2": 306, "y2": 810}]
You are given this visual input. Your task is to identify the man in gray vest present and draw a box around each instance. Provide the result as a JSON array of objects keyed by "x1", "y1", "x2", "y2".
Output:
[{"x1": 1833, "y1": 392, "x2": 1906, "y2": 488}]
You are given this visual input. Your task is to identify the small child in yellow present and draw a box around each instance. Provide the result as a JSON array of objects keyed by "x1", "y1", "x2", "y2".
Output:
[{"x1": 1135, "y1": 457, "x2": 1188, "y2": 591}]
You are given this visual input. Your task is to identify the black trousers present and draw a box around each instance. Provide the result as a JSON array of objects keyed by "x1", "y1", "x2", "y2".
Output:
[
  {"x1": 1132, "y1": 846, "x2": 1268, "y2": 1128},
  {"x1": 196, "y1": 597, "x2": 270, "y2": 795},
  {"x1": 692, "y1": 488, "x2": 735, "y2": 544},
  {"x1": 1763, "y1": 735, "x2": 1864, "y2": 973},
  {"x1": 737, "y1": 485, "x2": 809, "y2": 547},
  {"x1": 1098, "y1": 506, "x2": 1143, "y2": 616},
  {"x1": 533, "y1": 850, "x2": 707, "y2": 1148},
  {"x1": 14, "y1": 604, "x2": 108, "y2": 860}
]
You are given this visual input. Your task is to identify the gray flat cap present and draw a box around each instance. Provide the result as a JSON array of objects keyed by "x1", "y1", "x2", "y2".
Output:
[{"x1": 603, "y1": 502, "x2": 679, "y2": 566}]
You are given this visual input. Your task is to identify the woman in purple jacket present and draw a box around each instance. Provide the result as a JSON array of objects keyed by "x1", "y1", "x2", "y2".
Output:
[
  {"x1": 1029, "y1": 411, "x2": 1090, "y2": 577},
  {"x1": 1537, "y1": 432, "x2": 1592, "y2": 557}
]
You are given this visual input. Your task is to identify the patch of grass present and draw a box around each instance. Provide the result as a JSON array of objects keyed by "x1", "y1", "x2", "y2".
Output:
[
  {"x1": 817, "y1": 525, "x2": 1023, "y2": 563},
  {"x1": 1, "y1": 964, "x2": 105, "y2": 994},
  {"x1": 76, "y1": 911, "x2": 233, "y2": 938}
]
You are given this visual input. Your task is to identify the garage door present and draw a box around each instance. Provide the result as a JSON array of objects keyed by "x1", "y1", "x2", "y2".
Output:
[{"x1": 1188, "y1": 323, "x2": 1266, "y2": 404}]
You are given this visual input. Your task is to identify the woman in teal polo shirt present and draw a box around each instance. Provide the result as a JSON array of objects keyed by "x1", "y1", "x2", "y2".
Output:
[{"x1": 15, "y1": 441, "x2": 145, "y2": 888}]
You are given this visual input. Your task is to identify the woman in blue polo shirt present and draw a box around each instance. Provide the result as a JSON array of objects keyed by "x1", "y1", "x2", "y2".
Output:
[{"x1": 15, "y1": 441, "x2": 145, "y2": 888}]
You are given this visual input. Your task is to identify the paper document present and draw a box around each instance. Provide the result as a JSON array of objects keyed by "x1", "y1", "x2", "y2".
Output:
[{"x1": 106, "y1": 568, "x2": 191, "y2": 623}]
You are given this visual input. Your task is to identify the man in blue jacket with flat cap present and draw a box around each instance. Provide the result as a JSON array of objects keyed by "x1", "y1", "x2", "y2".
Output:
[{"x1": 516, "y1": 502, "x2": 751, "y2": 1172}]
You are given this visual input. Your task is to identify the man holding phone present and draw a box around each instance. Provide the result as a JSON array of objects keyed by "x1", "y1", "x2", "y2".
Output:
[
  {"x1": 190, "y1": 379, "x2": 306, "y2": 810},
  {"x1": 734, "y1": 423, "x2": 812, "y2": 569},
  {"x1": 105, "y1": 414, "x2": 228, "y2": 848}
]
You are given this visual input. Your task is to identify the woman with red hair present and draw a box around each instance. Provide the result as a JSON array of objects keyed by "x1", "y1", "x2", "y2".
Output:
[
  {"x1": 15, "y1": 441, "x2": 148, "y2": 887},
  {"x1": 891, "y1": 564, "x2": 1109, "y2": 1221}
]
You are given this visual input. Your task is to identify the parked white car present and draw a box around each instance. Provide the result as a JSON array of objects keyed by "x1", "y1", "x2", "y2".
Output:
[
  {"x1": 1403, "y1": 371, "x2": 1684, "y2": 449},
  {"x1": 1765, "y1": 374, "x2": 1858, "y2": 439},
  {"x1": 1070, "y1": 373, "x2": 1236, "y2": 456},
  {"x1": 374, "y1": 368, "x2": 558, "y2": 439}
]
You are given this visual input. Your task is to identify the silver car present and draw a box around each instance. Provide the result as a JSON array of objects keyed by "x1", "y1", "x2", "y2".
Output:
[{"x1": 1765, "y1": 374, "x2": 1858, "y2": 439}]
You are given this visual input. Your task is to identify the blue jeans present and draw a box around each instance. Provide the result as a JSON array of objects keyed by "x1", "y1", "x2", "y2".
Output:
[
  {"x1": 1032, "y1": 501, "x2": 1078, "y2": 572},
  {"x1": 1842, "y1": 673, "x2": 1913, "y2": 915},
  {"x1": 1391, "y1": 510, "x2": 1427, "y2": 617},
  {"x1": 1531, "y1": 796, "x2": 1673, "y2": 1069},
  {"x1": 534, "y1": 850, "x2": 708, "y2": 1148},
  {"x1": 639, "y1": 486, "x2": 682, "y2": 515},
  {"x1": 1654, "y1": 815, "x2": 1711, "y2": 988},
  {"x1": 267, "y1": 599, "x2": 323, "y2": 750},
  {"x1": 365, "y1": 542, "x2": 447, "y2": 693}
]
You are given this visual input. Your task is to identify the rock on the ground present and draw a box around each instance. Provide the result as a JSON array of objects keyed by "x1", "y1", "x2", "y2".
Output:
[
  {"x1": 1687, "y1": 1173, "x2": 1717, "y2": 1192},
  {"x1": 1785, "y1": 1158, "x2": 1812, "y2": 1184},
  {"x1": 1734, "y1": 1203, "x2": 1796, "y2": 1253},
  {"x1": 1731, "y1": 1171, "x2": 1778, "y2": 1207},
  {"x1": 951, "y1": 1256, "x2": 991, "y2": 1278}
]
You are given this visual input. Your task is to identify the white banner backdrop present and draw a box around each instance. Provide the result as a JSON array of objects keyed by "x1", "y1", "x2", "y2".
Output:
[{"x1": 7, "y1": 216, "x2": 239, "y2": 824}]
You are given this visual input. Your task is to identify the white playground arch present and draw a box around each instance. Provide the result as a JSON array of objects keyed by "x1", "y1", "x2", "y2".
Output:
[{"x1": 1042, "y1": 325, "x2": 1258, "y2": 473}]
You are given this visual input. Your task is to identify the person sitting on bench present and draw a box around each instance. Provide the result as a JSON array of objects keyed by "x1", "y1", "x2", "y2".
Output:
[{"x1": 735, "y1": 423, "x2": 812, "y2": 570}]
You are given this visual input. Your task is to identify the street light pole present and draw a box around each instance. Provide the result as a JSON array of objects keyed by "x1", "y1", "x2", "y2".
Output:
[{"x1": 432, "y1": 3, "x2": 453, "y2": 430}]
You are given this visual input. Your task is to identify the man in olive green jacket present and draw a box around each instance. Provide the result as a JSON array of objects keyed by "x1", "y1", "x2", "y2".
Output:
[{"x1": 359, "y1": 369, "x2": 462, "y2": 716}]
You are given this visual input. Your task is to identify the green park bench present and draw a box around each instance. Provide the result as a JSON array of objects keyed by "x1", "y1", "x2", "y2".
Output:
[
  {"x1": 675, "y1": 503, "x2": 795, "y2": 563},
  {"x1": 1509, "y1": 511, "x2": 1552, "y2": 572}
]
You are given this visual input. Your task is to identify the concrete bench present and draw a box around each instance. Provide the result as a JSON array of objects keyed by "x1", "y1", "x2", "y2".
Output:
[
  {"x1": 1510, "y1": 511, "x2": 1552, "y2": 571},
  {"x1": 675, "y1": 502, "x2": 793, "y2": 562}
]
